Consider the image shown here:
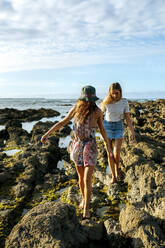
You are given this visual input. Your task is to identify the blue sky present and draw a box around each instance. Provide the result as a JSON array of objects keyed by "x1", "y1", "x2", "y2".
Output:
[{"x1": 0, "y1": 0, "x2": 165, "y2": 99}]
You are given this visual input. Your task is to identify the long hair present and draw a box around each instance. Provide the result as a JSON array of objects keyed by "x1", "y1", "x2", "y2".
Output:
[
  {"x1": 74, "y1": 100, "x2": 98, "y2": 124},
  {"x1": 101, "y1": 82, "x2": 122, "y2": 112}
]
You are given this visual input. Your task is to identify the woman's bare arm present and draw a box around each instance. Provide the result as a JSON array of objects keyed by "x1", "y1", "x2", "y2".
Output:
[
  {"x1": 97, "y1": 109, "x2": 112, "y2": 152},
  {"x1": 41, "y1": 106, "x2": 75, "y2": 144},
  {"x1": 125, "y1": 112, "x2": 136, "y2": 144}
]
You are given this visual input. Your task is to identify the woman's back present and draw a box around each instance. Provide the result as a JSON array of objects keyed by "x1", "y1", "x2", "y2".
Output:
[{"x1": 74, "y1": 109, "x2": 99, "y2": 140}]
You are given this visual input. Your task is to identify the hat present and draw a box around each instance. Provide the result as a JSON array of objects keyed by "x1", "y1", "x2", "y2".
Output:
[{"x1": 79, "y1": 85, "x2": 99, "y2": 102}]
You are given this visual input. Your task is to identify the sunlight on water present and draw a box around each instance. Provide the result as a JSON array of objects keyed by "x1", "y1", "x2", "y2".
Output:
[
  {"x1": 22, "y1": 116, "x2": 62, "y2": 133},
  {"x1": 57, "y1": 160, "x2": 65, "y2": 170},
  {"x1": 59, "y1": 136, "x2": 71, "y2": 148},
  {"x1": 0, "y1": 125, "x2": 5, "y2": 131},
  {"x1": 96, "y1": 132, "x2": 102, "y2": 139},
  {"x1": 22, "y1": 121, "x2": 38, "y2": 132},
  {"x1": 21, "y1": 209, "x2": 29, "y2": 217},
  {"x1": 3, "y1": 149, "x2": 21, "y2": 156},
  {"x1": 119, "y1": 203, "x2": 126, "y2": 211},
  {"x1": 106, "y1": 165, "x2": 110, "y2": 174},
  {"x1": 56, "y1": 187, "x2": 68, "y2": 194},
  {"x1": 22, "y1": 116, "x2": 73, "y2": 133},
  {"x1": 41, "y1": 116, "x2": 62, "y2": 122},
  {"x1": 96, "y1": 206, "x2": 108, "y2": 217}
]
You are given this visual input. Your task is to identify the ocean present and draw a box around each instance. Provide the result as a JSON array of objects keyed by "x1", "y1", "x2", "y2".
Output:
[
  {"x1": 0, "y1": 98, "x2": 78, "y2": 160},
  {"x1": 0, "y1": 98, "x2": 77, "y2": 113},
  {"x1": 0, "y1": 97, "x2": 160, "y2": 171},
  {"x1": 0, "y1": 98, "x2": 76, "y2": 132},
  {"x1": 0, "y1": 97, "x2": 157, "y2": 134},
  {"x1": 0, "y1": 97, "x2": 155, "y2": 110}
]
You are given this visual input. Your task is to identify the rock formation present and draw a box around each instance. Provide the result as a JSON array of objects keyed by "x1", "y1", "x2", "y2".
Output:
[{"x1": 0, "y1": 101, "x2": 164, "y2": 248}]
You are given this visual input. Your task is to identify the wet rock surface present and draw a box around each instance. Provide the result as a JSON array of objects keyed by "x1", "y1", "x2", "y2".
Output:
[
  {"x1": 0, "y1": 108, "x2": 60, "y2": 125},
  {"x1": 0, "y1": 100, "x2": 164, "y2": 248}
]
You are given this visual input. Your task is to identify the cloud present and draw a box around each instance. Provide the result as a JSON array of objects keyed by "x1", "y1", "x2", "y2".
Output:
[
  {"x1": 0, "y1": 0, "x2": 165, "y2": 72},
  {"x1": 0, "y1": 0, "x2": 14, "y2": 12}
]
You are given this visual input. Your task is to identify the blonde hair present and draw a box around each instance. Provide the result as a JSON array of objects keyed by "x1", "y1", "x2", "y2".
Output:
[
  {"x1": 101, "y1": 82, "x2": 122, "y2": 112},
  {"x1": 74, "y1": 100, "x2": 97, "y2": 124}
]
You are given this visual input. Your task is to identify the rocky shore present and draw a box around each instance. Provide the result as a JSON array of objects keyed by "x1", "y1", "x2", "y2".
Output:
[{"x1": 0, "y1": 100, "x2": 165, "y2": 248}]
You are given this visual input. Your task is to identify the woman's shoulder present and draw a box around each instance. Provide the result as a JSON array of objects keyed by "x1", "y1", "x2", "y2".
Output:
[
  {"x1": 94, "y1": 106, "x2": 103, "y2": 118},
  {"x1": 121, "y1": 98, "x2": 129, "y2": 104},
  {"x1": 90, "y1": 106, "x2": 102, "y2": 116},
  {"x1": 95, "y1": 105, "x2": 102, "y2": 112}
]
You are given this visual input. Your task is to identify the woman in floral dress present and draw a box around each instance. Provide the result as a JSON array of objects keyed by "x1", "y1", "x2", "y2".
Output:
[{"x1": 41, "y1": 86, "x2": 111, "y2": 218}]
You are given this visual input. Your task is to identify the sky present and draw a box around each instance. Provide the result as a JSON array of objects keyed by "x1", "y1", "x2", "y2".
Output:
[{"x1": 0, "y1": 0, "x2": 165, "y2": 99}]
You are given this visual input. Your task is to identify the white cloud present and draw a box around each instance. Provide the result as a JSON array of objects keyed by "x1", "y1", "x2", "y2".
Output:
[{"x1": 0, "y1": 0, "x2": 165, "y2": 72}]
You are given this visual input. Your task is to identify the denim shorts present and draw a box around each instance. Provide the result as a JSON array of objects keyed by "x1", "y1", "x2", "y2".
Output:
[{"x1": 103, "y1": 119, "x2": 124, "y2": 140}]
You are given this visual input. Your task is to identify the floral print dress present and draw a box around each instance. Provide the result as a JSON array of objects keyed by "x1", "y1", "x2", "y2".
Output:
[{"x1": 70, "y1": 116, "x2": 98, "y2": 167}]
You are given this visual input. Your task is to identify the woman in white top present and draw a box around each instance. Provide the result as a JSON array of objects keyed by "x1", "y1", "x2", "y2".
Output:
[{"x1": 102, "y1": 82, "x2": 136, "y2": 183}]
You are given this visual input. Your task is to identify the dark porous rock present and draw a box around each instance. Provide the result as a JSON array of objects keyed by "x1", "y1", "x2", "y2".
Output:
[
  {"x1": 107, "y1": 182, "x2": 122, "y2": 197},
  {"x1": 129, "y1": 105, "x2": 140, "y2": 118},
  {"x1": 58, "y1": 148, "x2": 71, "y2": 163},
  {"x1": 118, "y1": 100, "x2": 165, "y2": 247},
  {"x1": 0, "y1": 138, "x2": 5, "y2": 147},
  {"x1": 5, "y1": 201, "x2": 87, "y2": 248},
  {"x1": 55, "y1": 125, "x2": 72, "y2": 137},
  {"x1": 63, "y1": 160, "x2": 77, "y2": 178},
  {"x1": 29, "y1": 134, "x2": 62, "y2": 172},
  {"x1": 63, "y1": 185, "x2": 80, "y2": 206},
  {"x1": 0, "y1": 209, "x2": 13, "y2": 219},
  {"x1": 39, "y1": 137, "x2": 62, "y2": 170},
  {"x1": 0, "y1": 108, "x2": 60, "y2": 124},
  {"x1": 0, "y1": 171, "x2": 12, "y2": 184},
  {"x1": 0, "y1": 152, "x2": 7, "y2": 160},
  {"x1": 31, "y1": 120, "x2": 71, "y2": 139},
  {"x1": 6, "y1": 126, "x2": 30, "y2": 146},
  {"x1": 81, "y1": 219, "x2": 104, "y2": 241},
  {"x1": 5, "y1": 119, "x2": 22, "y2": 129},
  {"x1": 1, "y1": 100, "x2": 165, "y2": 247},
  {"x1": 24, "y1": 155, "x2": 40, "y2": 168},
  {"x1": 17, "y1": 149, "x2": 33, "y2": 161},
  {"x1": 0, "y1": 129, "x2": 9, "y2": 139},
  {"x1": 31, "y1": 123, "x2": 59, "y2": 149},
  {"x1": 119, "y1": 205, "x2": 165, "y2": 248},
  {"x1": 42, "y1": 173, "x2": 68, "y2": 191},
  {"x1": 122, "y1": 143, "x2": 165, "y2": 218},
  {"x1": 12, "y1": 163, "x2": 36, "y2": 198},
  {"x1": 161, "y1": 106, "x2": 165, "y2": 117},
  {"x1": 31, "y1": 121, "x2": 55, "y2": 137},
  {"x1": 94, "y1": 169, "x2": 110, "y2": 186},
  {"x1": 12, "y1": 182, "x2": 31, "y2": 198},
  {"x1": 104, "y1": 218, "x2": 131, "y2": 248}
]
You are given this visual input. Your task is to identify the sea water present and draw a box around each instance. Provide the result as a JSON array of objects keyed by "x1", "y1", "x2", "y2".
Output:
[
  {"x1": 0, "y1": 97, "x2": 158, "y2": 166},
  {"x1": 0, "y1": 97, "x2": 156, "y2": 140},
  {"x1": 0, "y1": 98, "x2": 76, "y2": 131}
]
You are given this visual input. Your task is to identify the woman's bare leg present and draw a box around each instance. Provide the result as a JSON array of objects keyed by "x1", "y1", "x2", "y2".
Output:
[
  {"x1": 113, "y1": 138, "x2": 123, "y2": 179},
  {"x1": 76, "y1": 165, "x2": 85, "y2": 209},
  {"x1": 83, "y1": 166, "x2": 94, "y2": 218},
  {"x1": 107, "y1": 139, "x2": 116, "y2": 183}
]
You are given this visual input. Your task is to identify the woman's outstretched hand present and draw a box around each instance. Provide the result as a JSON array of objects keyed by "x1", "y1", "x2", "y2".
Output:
[{"x1": 41, "y1": 134, "x2": 49, "y2": 144}]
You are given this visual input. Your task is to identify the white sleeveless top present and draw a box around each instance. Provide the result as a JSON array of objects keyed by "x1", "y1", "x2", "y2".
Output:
[{"x1": 104, "y1": 98, "x2": 129, "y2": 122}]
